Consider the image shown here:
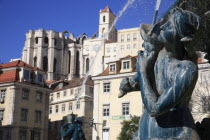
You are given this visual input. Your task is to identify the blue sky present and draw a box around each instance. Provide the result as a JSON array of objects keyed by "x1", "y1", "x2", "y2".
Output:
[{"x1": 0, "y1": 0, "x2": 176, "y2": 63}]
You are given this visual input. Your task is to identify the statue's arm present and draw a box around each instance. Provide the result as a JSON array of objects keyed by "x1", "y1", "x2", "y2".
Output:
[
  {"x1": 139, "y1": 62, "x2": 198, "y2": 117},
  {"x1": 61, "y1": 123, "x2": 75, "y2": 137},
  {"x1": 118, "y1": 73, "x2": 140, "y2": 98}
]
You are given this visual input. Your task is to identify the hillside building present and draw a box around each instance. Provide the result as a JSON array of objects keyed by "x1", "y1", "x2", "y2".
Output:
[
  {"x1": 48, "y1": 77, "x2": 94, "y2": 140},
  {"x1": 0, "y1": 60, "x2": 52, "y2": 140},
  {"x1": 92, "y1": 55, "x2": 143, "y2": 140}
]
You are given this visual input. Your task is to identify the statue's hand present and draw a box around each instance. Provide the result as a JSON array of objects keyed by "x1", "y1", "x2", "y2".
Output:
[
  {"x1": 118, "y1": 78, "x2": 132, "y2": 98},
  {"x1": 137, "y1": 50, "x2": 156, "y2": 73}
]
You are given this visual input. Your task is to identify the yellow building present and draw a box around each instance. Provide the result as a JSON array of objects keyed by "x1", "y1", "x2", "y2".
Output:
[
  {"x1": 0, "y1": 60, "x2": 52, "y2": 140},
  {"x1": 48, "y1": 77, "x2": 94, "y2": 140},
  {"x1": 92, "y1": 55, "x2": 143, "y2": 140}
]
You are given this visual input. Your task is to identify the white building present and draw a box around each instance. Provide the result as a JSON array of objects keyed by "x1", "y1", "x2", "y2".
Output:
[{"x1": 21, "y1": 6, "x2": 144, "y2": 81}]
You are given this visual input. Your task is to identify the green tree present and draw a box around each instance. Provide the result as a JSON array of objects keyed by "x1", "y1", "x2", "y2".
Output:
[{"x1": 117, "y1": 115, "x2": 140, "y2": 140}]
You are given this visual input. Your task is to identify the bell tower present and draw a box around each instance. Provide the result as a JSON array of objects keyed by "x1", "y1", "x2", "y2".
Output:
[{"x1": 99, "y1": 6, "x2": 117, "y2": 42}]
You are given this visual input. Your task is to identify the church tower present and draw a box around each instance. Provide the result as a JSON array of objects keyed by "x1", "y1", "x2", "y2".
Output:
[{"x1": 99, "y1": 6, "x2": 117, "y2": 42}]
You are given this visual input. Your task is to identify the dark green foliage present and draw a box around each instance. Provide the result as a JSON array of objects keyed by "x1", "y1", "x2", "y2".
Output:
[{"x1": 117, "y1": 116, "x2": 140, "y2": 140}]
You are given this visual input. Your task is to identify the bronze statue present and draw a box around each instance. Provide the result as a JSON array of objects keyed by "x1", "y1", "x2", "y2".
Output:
[{"x1": 119, "y1": 8, "x2": 205, "y2": 139}]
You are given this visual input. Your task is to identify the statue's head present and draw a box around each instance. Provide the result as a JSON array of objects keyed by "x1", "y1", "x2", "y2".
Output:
[
  {"x1": 67, "y1": 114, "x2": 76, "y2": 124},
  {"x1": 155, "y1": 8, "x2": 201, "y2": 62},
  {"x1": 158, "y1": 8, "x2": 200, "y2": 45}
]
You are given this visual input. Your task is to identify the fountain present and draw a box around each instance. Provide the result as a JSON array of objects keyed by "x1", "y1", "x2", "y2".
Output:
[
  {"x1": 61, "y1": 0, "x2": 138, "y2": 139},
  {"x1": 119, "y1": 0, "x2": 210, "y2": 139}
]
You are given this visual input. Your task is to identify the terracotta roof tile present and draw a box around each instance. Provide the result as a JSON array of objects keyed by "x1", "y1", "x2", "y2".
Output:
[
  {"x1": 54, "y1": 77, "x2": 94, "y2": 91},
  {"x1": 97, "y1": 55, "x2": 138, "y2": 76},
  {"x1": 101, "y1": 6, "x2": 113, "y2": 13},
  {"x1": 0, "y1": 60, "x2": 43, "y2": 71},
  {"x1": 0, "y1": 69, "x2": 19, "y2": 83}
]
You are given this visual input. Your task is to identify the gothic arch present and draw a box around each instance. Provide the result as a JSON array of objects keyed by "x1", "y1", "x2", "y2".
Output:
[
  {"x1": 77, "y1": 33, "x2": 88, "y2": 44},
  {"x1": 53, "y1": 58, "x2": 57, "y2": 72},
  {"x1": 75, "y1": 50, "x2": 80, "y2": 77},
  {"x1": 86, "y1": 58, "x2": 90, "y2": 73},
  {"x1": 43, "y1": 56, "x2": 48, "y2": 71},
  {"x1": 34, "y1": 56, "x2": 37, "y2": 67},
  {"x1": 68, "y1": 51, "x2": 71, "y2": 74},
  {"x1": 44, "y1": 37, "x2": 49, "y2": 44}
]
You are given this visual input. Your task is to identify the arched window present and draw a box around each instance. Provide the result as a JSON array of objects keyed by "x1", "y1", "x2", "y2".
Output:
[
  {"x1": 75, "y1": 50, "x2": 80, "y2": 77},
  {"x1": 68, "y1": 51, "x2": 71, "y2": 74},
  {"x1": 53, "y1": 58, "x2": 57, "y2": 72},
  {"x1": 34, "y1": 57, "x2": 37, "y2": 67},
  {"x1": 35, "y1": 37, "x2": 38, "y2": 44},
  {"x1": 103, "y1": 16, "x2": 106, "y2": 22},
  {"x1": 86, "y1": 58, "x2": 89, "y2": 73},
  {"x1": 44, "y1": 37, "x2": 49, "y2": 44},
  {"x1": 43, "y1": 56, "x2": 48, "y2": 71},
  {"x1": 69, "y1": 102, "x2": 73, "y2": 110},
  {"x1": 102, "y1": 28, "x2": 105, "y2": 38}
]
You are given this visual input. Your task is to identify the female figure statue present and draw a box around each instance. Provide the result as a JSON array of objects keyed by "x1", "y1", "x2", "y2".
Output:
[{"x1": 119, "y1": 8, "x2": 201, "y2": 140}]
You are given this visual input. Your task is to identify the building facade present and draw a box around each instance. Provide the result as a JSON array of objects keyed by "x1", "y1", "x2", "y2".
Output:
[
  {"x1": 0, "y1": 60, "x2": 51, "y2": 140},
  {"x1": 92, "y1": 55, "x2": 143, "y2": 140},
  {"x1": 21, "y1": 6, "x2": 144, "y2": 81},
  {"x1": 48, "y1": 77, "x2": 94, "y2": 140}
]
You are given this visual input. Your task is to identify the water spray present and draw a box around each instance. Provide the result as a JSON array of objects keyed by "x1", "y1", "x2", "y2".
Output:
[
  {"x1": 152, "y1": 0, "x2": 162, "y2": 26},
  {"x1": 73, "y1": 0, "x2": 137, "y2": 112}
]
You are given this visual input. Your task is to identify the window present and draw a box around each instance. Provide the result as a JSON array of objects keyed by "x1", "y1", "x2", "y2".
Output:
[
  {"x1": 127, "y1": 34, "x2": 130, "y2": 41},
  {"x1": 35, "y1": 37, "x2": 38, "y2": 44},
  {"x1": 43, "y1": 56, "x2": 48, "y2": 71},
  {"x1": 44, "y1": 37, "x2": 48, "y2": 44},
  {"x1": 64, "y1": 91, "x2": 67, "y2": 97},
  {"x1": 69, "y1": 102, "x2": 73, "y2": 110},
  {"x1": 21, "y1": 108, "x2": 28, "y2": 122},
  {"x1": 24, "y1": 70, "x2": 29, "y2": 80},
  {"x1": 122, "y1": 103, "x2": 130, "y2": 115},
  {"x1": 89, "y1": 87, "x2": 94, "y2": 94},
  {"x1": 113, "y1": 47, "x2": 117, "y2": 52},
  {"x1": 34, "y1": 57, "x2": 37, "y2": 67},
  {"x1": 133, "y1": 33, "x2": 137, "y2": 41},
  {"x1": 0, "y1": 89, "x2": 6, "y2": 101},
  {"x1": 133, "y1": 44, "x2": 137, "y2": 49},
  {"x1": 76, "y1": 101, "x2": 80, "y2": 109},
  {"x1": 103, "y1": 83, "x2": 110, "y2": 93},
  {"x1": 38, "y1": 74, "x2": 43, "y2": 82},
  {"x1": 35, "y1": 111, "x2": 42, "y2": 123},
  {"x1": 127, "y1": 44, "x2": 130, "y2": 49},
  {"x1": 50, "y1": 94, "x2": 54, "y2": 102},
  {"x1": 103, "y1": 104, "x2": 110, "y2": 116},
  {"x1": 110, "y1": 64, "x2": 115, "y2": 72},
  {"x1": 36, "y1": 92, "x2": 42, "y2": 103},
  {"x1": 86, "y1": 58, "x2": 90, "y2": 73},
  {"x1": 57, "y1": 93, "x2": 60, "y2": 99},
  {"x1": 62, "y1": 104, "x2": 65, "y2": 112},
  {"x1": 202, "y1": 96, "x2": 210, "y2": 113},
  {"x1": 121, "y1": 35, "x2": 124, "y2": 42},
  {"x1": 34, "y1": 131, "x2": 41, "y2": 140},
  {"x1": 0, "y1": 110, "x2": 4, "y2": 120},
  {"x1": 54, "y1": 39, "x2": 57, "y2": 45},
  {"x1": 22, "y1": 89, "x2": 29, "y2": 100},
  {"x1": 123, "y1": 61, "x2": 130, "y2": 69},
  {"x1": 120, "y1": 45, "x2": 124, "y2": 50},
  {"x1": 103, "y1": 16, "x2": 106, "y2": 22},
  {"x1": 70, "y1": 89, "x2": 74, "y2": 95},
  {"x1": 19, "y1": 129, "x2": 27, "y2": 140},
  {"x1": 49, "y1": 106, "x2": 52, "y2": 114},
  {"x1": 107, "y1": 48, "x2": 110, "y2": 52},
  {"x1": 55, "y1": 105, "x2": 59, "y2": 113}
]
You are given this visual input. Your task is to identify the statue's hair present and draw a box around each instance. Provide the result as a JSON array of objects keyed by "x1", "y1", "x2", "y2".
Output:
[{"x1": 166, "y1": 8, "x2": 201, "y2": 63}]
